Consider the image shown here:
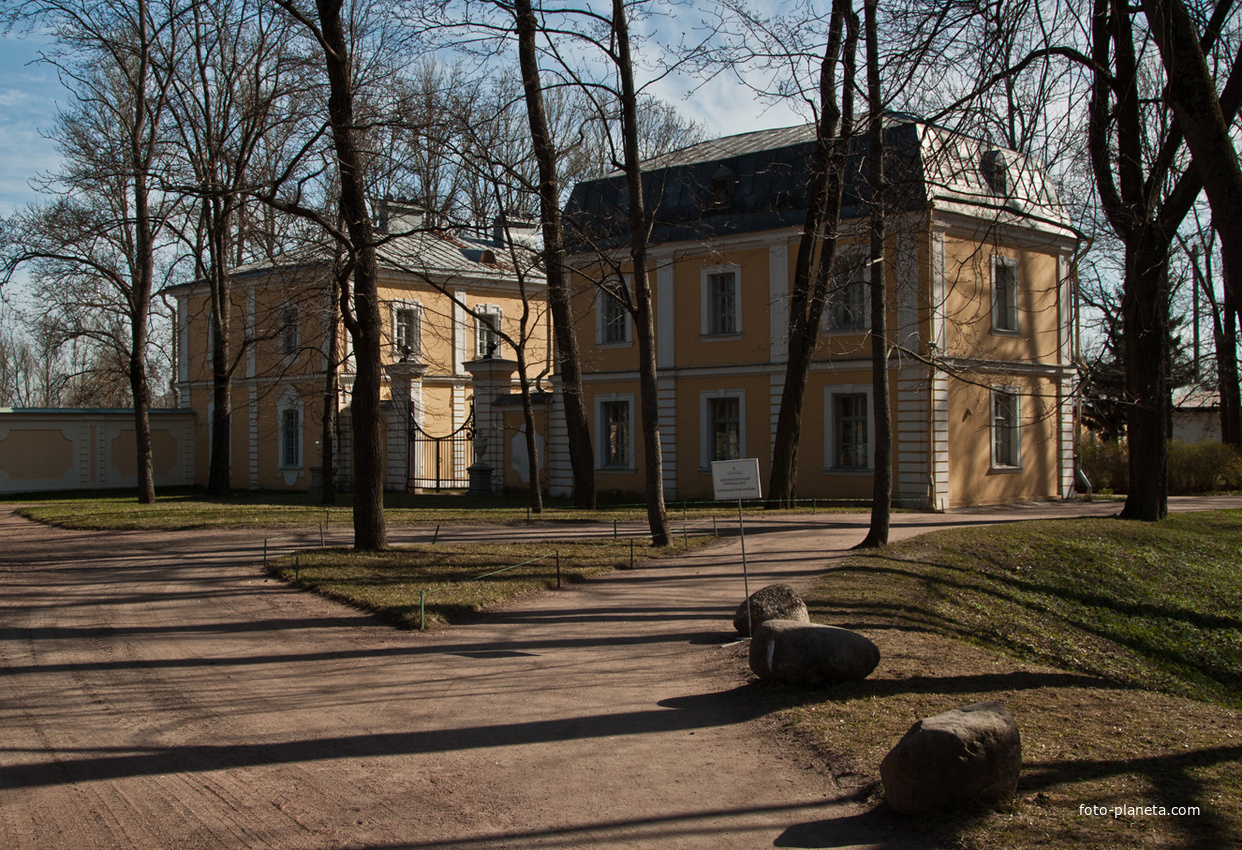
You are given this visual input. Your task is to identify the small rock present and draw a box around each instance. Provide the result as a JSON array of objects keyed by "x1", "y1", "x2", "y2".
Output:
[
  {"x1": 733, "y1": 583, "x2": 809, "y2": 635},
  {"x1": 880, "y1": 701, "x2": 1022, "y2": 814},
  {"x1": 748, "y1": 619, "x2": 880, "y2": 684}
]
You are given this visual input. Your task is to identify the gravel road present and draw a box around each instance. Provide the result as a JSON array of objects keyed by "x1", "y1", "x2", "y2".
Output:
[{"x1": 3, "y1": 497, "x2": 1235, "y2": 849}]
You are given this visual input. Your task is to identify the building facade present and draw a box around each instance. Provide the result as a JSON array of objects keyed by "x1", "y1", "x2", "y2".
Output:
[
  {"x1": 167, "y1": 206, "x2": 549, "y2": 494},
  {"x1": 555, "y1": 120, "x2": 1079, "y2": 508}
]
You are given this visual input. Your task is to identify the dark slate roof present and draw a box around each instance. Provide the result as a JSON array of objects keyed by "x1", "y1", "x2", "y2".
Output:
[{"x1": 564, "y1": 118, "x2": 1073, "y2": 252}]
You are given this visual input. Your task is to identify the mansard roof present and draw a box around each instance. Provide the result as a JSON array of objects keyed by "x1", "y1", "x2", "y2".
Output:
[{"x1": 564, "y1": 116, "x2": 1075, "y2": 252}]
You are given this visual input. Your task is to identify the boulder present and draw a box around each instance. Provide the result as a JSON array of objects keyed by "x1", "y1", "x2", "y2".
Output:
[
  {"x1": 748, "y1": 619, "x2": 880, "y2": 685},
  {"x1": 880, "y1": 701, "x2": 1022, "y2": 815},
  {"x1": 733, "y1": 583, "x2": 809, "y2": 635}
]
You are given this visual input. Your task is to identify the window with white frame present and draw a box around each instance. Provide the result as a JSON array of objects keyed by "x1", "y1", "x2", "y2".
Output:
[
  {"x1": 825, "y1": 256, "x2": 870, "y2": 332},
  {"x1": 598, "y1": 279, "x2": 630, "y2": 345},
  {"x1": 700, "y1": 390, "x2": 745, "y2": 467},
  {"x1": 991, "y1": 388, "x2": 1021, "y2": 468},
  {"x1": 824, "y1": 385, "x2": 874, "y2": 471},
  {"x1": 596, "y1": 395, "x2": 634, "y2": 469},
  {"x1": 833, "y1": 393, "x2": 869, "y2": 469},
  {"x1": 277, "y1": 394, "x2": 303, "y2": 469},
  {"x1": 701, "y1": 266, "x2": 740, "y2": 336},
  {"x1": 278, "y1": 302, "x2": 299, "y2": 358},
  {"x1": 992, "y1": 255, "x2": 1019, "y2": 332},
  {"x1": 393, "y1": 303, "x2": 421, "y2": 360},
  {"x1": 475, "y1": 306, "x2": 503, "y2": 358}
]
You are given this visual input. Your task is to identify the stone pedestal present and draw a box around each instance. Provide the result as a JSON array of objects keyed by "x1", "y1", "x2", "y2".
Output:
[
  {"x1": 463, "y1": 356, "x2": 519, "y2": 493},
  {"x1": 467, "y1": 463, "x2": 494, "y2": 496}
]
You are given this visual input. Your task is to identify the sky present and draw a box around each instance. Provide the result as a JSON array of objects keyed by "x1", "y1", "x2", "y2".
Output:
[
  {"x1": 0, "y1": 30, "x2": 68, "y2": 219},
  {"x1": 0, "y1": 18, "x2": 804, "y2": 220}
]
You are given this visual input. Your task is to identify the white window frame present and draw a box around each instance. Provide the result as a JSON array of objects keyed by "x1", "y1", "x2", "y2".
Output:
[
  {"x1": 823, "y1": 255, "x2": 872, "y2": 333},
  {"x1": 276, "y1": 389, "x2": 304, "y2": 471},
  {"x1": 391, "y1": 300, "x2": 422, "y2": 361},
  {"x1": 700, "y1": 264, "x2": 741, "y2": 337},
  {"x1": 824, "y1": 384, "x2": 875, "y2": 471},
  {"x1": 699, "y1": 389, "x2": 746, "y2": 469},
  {"x1": 595, "y1": 393, "x2": 635, "y2": 471},
  {"x1": 475, "y1": 304, "x2": 503, "y2": 358},
  {"x1": 991, "y1": 386, "x2": 1022, "y2": 469},
  {"x1": 991, "y1": 255, "x2": 1020, "y2": 334},
  {"x1": 596, "y1": 278, "x2": 632, "y2": 346}
]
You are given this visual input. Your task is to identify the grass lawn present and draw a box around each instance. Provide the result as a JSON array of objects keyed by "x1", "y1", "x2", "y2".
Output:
[
  {"x1": 6, "y1": 488, "x2": 861, "y2": 531},
  {"x1": 267, "y1": 537, "x2": 711, "y2": 630},
  {"x1": 782, "y1": 510, "x2": 1242, "y2": 849}
]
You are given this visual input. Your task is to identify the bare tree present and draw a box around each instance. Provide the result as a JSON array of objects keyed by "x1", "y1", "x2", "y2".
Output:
[
  {"x1": 2, "y1": 0, "x2": 180, "y2": 503},
  {"x1": 514, "y1": 0, "x2": 596, "y2": 508},
  {"x1": 162, "y1": 0, "x2": 310, "y2": 497},
  {"x1": 857, "y1": 0, "x2": 891, "y2": 547},
  {"x1": 263, "y1": 0, "x2": 399, "y2": 550},
  {"x1": 718, "y1": 0, "x2": 861, "y2": 509},
  {"x1": 1085, "y1": 0, "x2": 1242, "y2": 519}
]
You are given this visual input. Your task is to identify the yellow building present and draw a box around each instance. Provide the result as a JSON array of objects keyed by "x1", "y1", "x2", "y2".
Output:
[
  {"x1": 169, "y1": 204, "x2": 549, "y2": 493},
  {"x1": 557, "y1": 120, "x2": 1079, "y2": 508}
]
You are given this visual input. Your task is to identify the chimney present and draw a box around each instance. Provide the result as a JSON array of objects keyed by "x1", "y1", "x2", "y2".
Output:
[
  {"x1": 378, "y1": 198, "x2": 425, "y2": 235},
  {"x1": 494, "y1": 213, "x2": 542, "y2": 251}
]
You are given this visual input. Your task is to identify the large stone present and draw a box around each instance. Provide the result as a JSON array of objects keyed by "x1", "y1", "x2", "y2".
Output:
[
  {"x1": 748, "y1": 619, "x2": 880, "y2": 685},
  {"x1": 733, "y1": 583, "x2": 809, "y2": 635},
  {"x1": 880, "y1": 701, "x2": 1022, "y2": 815}
]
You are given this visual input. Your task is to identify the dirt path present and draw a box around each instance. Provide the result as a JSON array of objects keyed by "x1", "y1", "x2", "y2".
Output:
[{"x1": 2, "y1": 496, "x2": 1237, "y2": 849}]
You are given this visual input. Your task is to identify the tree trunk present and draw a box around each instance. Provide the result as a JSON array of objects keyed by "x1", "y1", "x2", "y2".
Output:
[
  {"x1": 516, "y1": 349, "x2": 543, "y2": 514},
  {"x1": 613, "y1": 0, "x2": 669, "y2": 545},
  {"x1": 207, "y1": 198, "x2": 232, "y2": 497},
  {"x1": 858, "y1": 0, "x2": 891, "y2": 548},
  {"x1": 1213, "y1": 241, "x2": 1242, "y2": 447},
  {"x1": 317, "y1": 0, "x2": 385, "y2": 550},
  {"x1": 1119, "y1": 236, "x2": 1169, "y2": 520},
  {"x1": 322, "y1": 273, "x2": 340, "y2": 504},
  {"x1": 514, "y1": 0, "x2": 595, "y2": 509},
  {"x1": 130, "y1": 0, "x2": 156, "y2": 505},
  {"x1": 767, "y1": 1, "x2": 855, "y2": 509}
]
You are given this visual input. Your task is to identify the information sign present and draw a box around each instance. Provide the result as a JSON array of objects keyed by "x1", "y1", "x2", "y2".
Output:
[{"x1": 711, "y1": 458, "x2": 762, "y2": 501}]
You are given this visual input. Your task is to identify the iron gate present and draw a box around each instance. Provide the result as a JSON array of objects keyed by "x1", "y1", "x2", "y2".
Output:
[{"x1": 407, "y1": 406, "x2": 474, "y2": 492}]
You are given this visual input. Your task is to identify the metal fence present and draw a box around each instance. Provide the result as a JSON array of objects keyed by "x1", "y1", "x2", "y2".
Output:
[{"x1": 408, "y1": 407, "x2": 474, "y2": 492}]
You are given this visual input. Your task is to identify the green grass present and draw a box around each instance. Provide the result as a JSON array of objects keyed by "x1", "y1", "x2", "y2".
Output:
[
  {"x1": 811, "y1": 510, "x2": 1242, "y2": 707},
  {"x1": 787, "y1": 510, "x2": 1242, "y2": 849},
  {"x1": 268, "y1": 538, "x2": 711, "y2": 629},
  {"x1": 6, "y1": 487, "x2": 863, "y2": 531}
]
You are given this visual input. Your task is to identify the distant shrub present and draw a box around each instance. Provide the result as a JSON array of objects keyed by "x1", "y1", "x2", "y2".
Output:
[
  {"x1": 1081, "y1": 439, "x2": 1242, "y2": 494},
  {"x1": 1081, "y1": 439, "x2": 1128, "y2": 493},
  {"x1": 1168, "y1": 441, "x2": 1242, "y2": 494}
]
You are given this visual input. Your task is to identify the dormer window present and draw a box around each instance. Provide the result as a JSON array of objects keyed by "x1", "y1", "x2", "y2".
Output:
[
  {"x1": 982, "y1": 149, "x2": 1009, "y2": 197},
  {"x1": 711, "y1": 166, "x2": 733, "y2": 206}
]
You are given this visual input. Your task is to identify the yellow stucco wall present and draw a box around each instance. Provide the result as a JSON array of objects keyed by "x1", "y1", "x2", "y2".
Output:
[{"x1": 946, "y1": 375, "x2": 1060, "y2": 506}]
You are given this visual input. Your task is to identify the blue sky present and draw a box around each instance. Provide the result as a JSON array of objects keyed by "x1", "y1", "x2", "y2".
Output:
[
  {"x1": 1, "y1": 30, "x2": 68, "y2": 218},
  {"x1": 0, "y1": 16, "x2": 804, "y2": 219}
]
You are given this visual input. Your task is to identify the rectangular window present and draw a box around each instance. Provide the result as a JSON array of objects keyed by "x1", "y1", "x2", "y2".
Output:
[
  {"x1": 826, "y1": 258, "x2": 870, "y2": 332},
  {"x1": 394, "y1": 306, "x2": 419, "y2": 359},
  {"x1": 710, "y1": 396, "x2": 741, "y2": 462},
  {"x1": 601, "y1": 400, "x2": 631, "y2": 468},
  {"x1": 476, "y1": 308, "x2": 502, "y2": 358},
  {"x1": 708, "y1": 271, "x2": 738, "y2": 335},
  {"x1": 834, "y1": 393, "x2": 869, "y2": 469},
  {"x1": 992, "y1": 389, "x2": 1021, "y2": 467},
  {"x1": 600, "y1": 282, "x2": 629, "y2": 344},
  {"x1": 279, "y1": 303, "x2": 299, "y2": 357},
  {"x1": 993, "y1": 256, "x2": 1019, "y2": 332},
  {"x1": 281, "y1": 407, "x2": 301, "y2": 468}
]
